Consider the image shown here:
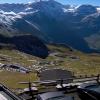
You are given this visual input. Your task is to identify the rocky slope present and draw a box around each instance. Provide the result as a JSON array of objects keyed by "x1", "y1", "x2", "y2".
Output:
[{"x1": 0, "y1": 0, "x2": 100, "y2": 53}]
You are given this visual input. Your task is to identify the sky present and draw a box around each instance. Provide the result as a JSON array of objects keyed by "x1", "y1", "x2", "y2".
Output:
[{"x1": 0, "y1": 0, "x2": 100, "y2": 6}]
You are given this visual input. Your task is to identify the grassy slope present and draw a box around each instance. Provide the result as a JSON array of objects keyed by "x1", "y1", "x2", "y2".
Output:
[
  {"x1": 0, "y1": 71, "x2": 38, "y2": 89},
  {"x1": 0, "y1": 48, "x2": 39, "y2": 89},
  {"x1": 0, "y1": 45, "x2": 100, "y2": 89},
  {"x1": 47, "y1": 45, "x2": 100, "y2": 76}
]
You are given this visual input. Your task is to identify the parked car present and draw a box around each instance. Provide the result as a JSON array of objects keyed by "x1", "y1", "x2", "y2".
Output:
[
  {"x1": 36, "y1": 91, "x2": 73, "y2": 100},
  {"x1": 77, "y1": 82, "x2": 100, "y2": 100}
]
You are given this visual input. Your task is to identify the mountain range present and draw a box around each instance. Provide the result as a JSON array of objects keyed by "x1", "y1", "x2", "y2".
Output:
[{"x1": 0, "y1": 0, "x2": 100, "y2": 54}]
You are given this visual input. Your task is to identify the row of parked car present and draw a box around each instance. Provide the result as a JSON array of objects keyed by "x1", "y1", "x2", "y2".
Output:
[
  {"x1": 0, "y1": 63, "x2": 30, "y2": 73},
  {"x1": 0, "y1": 68, "x2": 99, "y2": 100},
  {"x1": 0, "y1": 80, "x2": 100, "y2": 100}
]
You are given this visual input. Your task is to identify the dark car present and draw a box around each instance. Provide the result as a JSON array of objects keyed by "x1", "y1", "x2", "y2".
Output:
[
  {"x1": 36, "y1": 91, "x2": 73, "y2": 100},
  {"x1": 77, "y1": 82, "x2": 100, "y2": 100}
]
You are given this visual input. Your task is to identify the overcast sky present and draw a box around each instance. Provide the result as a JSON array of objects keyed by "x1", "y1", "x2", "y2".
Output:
[{"x1": 0, "y1": 0, "x2": 100, "y2": 5}]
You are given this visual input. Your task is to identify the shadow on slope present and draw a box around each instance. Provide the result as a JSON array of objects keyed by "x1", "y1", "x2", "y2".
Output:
[{"x1": 0, "y1": 34, "x2": 49, "y2": 59}]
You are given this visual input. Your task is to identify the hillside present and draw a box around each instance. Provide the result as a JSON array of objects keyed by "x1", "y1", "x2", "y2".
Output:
[
  {"x1": 0, "y1": 1, "x2": 100, "y2": 52},
  {"x1": 0, "y1": 45, "x2": 100, "y2": 89},
  {"x1": 0, "y1": 34, "x2": 49, "y2": 58}
]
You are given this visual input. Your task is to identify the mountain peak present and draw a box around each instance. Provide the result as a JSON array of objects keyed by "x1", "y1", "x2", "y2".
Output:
[
  {"x1": 0, "y1": 2, "x2": 100, "y2": 53},
  {"x1": 76, "y1": 5, "x2": 97, "y2": 15}
]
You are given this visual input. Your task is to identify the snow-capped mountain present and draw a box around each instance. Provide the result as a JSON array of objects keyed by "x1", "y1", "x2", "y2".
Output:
[
  {"x1": 0, "y1": 0, "x2": 100, "y2": 53},
  {"x1": 76, "y1": 5, "x2": 97, "y2": 15}
]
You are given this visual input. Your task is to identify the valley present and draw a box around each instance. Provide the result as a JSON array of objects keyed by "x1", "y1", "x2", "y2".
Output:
[
  {"x1": 0, "y1": 45, "x2": 99, "y2": 89},
  {"x1": 0, "y1": 1, "x2": 99, "y2": 98},
  {"x1": 0, "y1": 1, "x2": 100, "y2": 100}
]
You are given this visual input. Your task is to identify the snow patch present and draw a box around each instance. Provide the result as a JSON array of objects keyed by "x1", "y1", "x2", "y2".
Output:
[
  {"x1": 97, "y1": 8, "x2": 100, "y2": 13},
  {"x1": 62, "y1": 8, "x2": 68, "y2": 12},
  {"x1": 18, "y1": 10, "x2": 39, "y2": 15},
  {"x1": 0, "y1": 10, "x2": 17, "y2": 15},
  {"x1": 28, "y1": 1, "x2": 32, "y2": 4},
  {"x1": 25, "y1": 20, "x2": 40, "y2": 30},
  {"x1": 75, "y1": 5, "x2": 81, "y2": 9},
  {"x1": 25, "y1": 7, "x2": 33, "y2": 11},
  {"x1": 62, "y1": 8, "x2": 75, "y2": 13}
]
